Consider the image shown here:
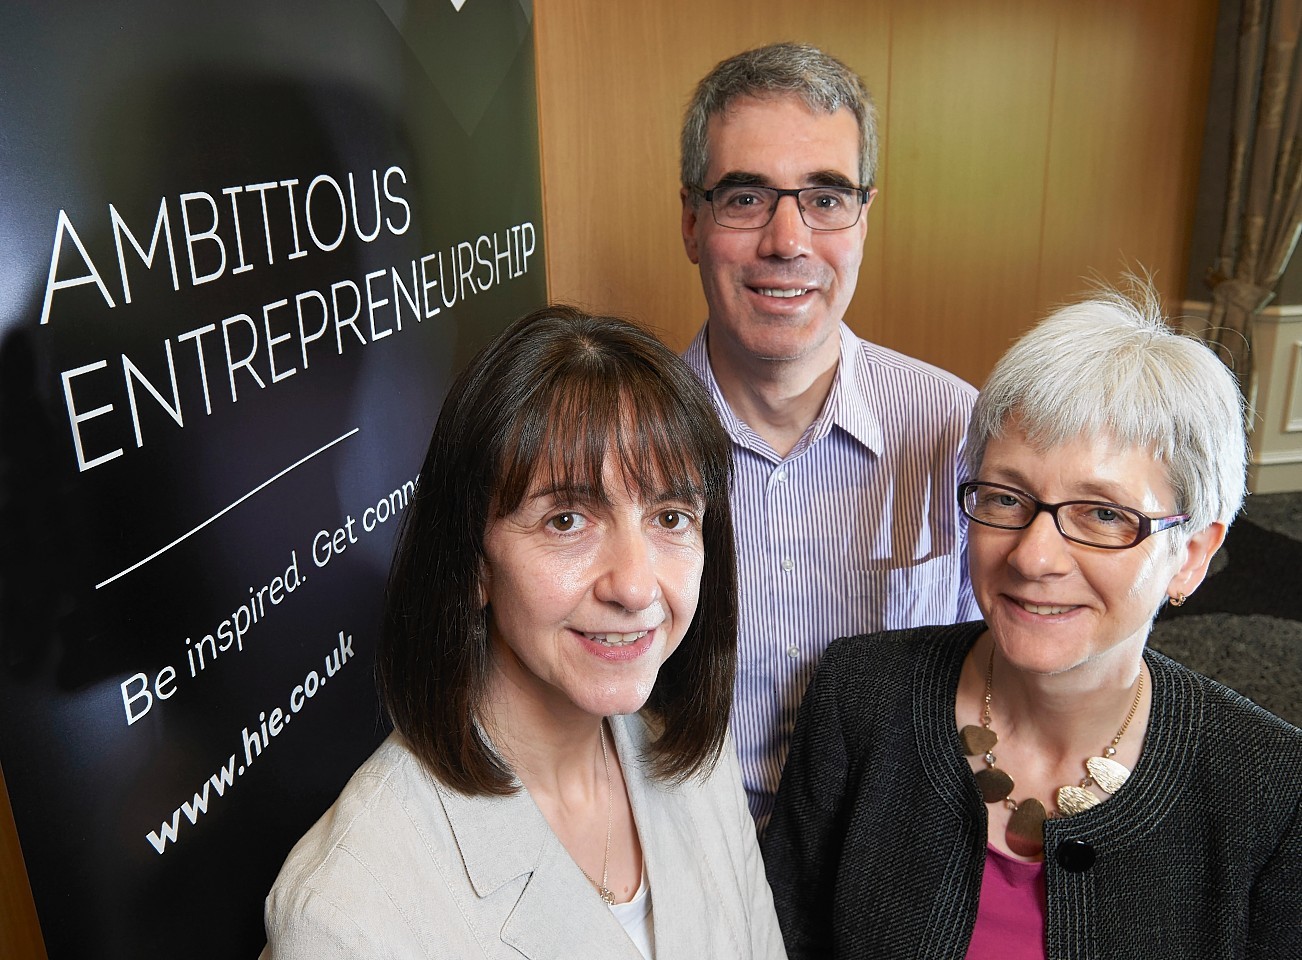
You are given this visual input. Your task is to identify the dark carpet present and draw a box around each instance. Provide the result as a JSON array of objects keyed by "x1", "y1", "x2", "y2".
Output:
[{"x1": 1151, "y1": 490, "x2": 1301, "y2": 727}]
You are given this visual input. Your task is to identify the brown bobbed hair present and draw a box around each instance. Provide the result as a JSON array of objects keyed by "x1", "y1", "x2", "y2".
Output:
[{"x1": 378, "y1": 305, "x2": 737, "y2": 795}]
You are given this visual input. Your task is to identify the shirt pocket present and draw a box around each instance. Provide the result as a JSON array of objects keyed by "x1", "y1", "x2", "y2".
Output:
[{"x1": 847, "y1": 554, "x2": 961, "y2": 633}]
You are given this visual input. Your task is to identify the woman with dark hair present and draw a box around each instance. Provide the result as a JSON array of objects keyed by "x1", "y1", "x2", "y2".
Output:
[
  {"x1": 263, "y1": 306, "x2": 786, "y2": 959},
  {"x1": 763, "y1": 286, "x2": 1301, "y2": 958}
]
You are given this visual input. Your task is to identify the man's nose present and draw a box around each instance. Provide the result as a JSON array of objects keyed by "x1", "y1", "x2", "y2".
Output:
[{"x1": 757, "y1": 193, "x2": 812, "y2": 258}]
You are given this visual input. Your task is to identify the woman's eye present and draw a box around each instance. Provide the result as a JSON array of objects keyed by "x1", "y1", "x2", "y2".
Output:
[
  {"x1": 1091, "y1": 507, "x2": 1120, "y2": 524},
  {"x1": 987, "y1": 493, "x2": 1025, "y2": 511},
  {"x1": 657, "y1": 509, "x2": 693, "y2": 530},
  {"x1": 546, "y1": 512, "x2": 584, "y2": 532}
]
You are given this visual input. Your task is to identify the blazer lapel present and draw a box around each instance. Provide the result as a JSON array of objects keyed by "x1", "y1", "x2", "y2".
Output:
[
  {"x1": 438, "y1": 775, "x2": 645, "y2": 960},
  {"x1": 614, "y1": 715, "x2": 747, "y2": 958},
  {"x1": 500, "y1": 835, "x2": 644, "y2": 960},
  {"x1": 437, "y1": 781, "x2": 539, "y2": 896}
]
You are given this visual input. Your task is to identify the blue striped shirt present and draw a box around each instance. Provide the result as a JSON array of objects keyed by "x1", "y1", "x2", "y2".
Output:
[{"x1": 685, "y1": 323, "x2": 980, "y2": 832}]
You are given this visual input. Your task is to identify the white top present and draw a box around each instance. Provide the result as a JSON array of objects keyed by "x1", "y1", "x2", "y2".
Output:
[{"x1": 608, "y1": 862, "x2": 653, "y2": 959}]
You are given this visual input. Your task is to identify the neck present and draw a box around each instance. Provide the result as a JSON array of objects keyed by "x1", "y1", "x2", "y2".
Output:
[
  {"x1": 481, "y1": 657, "x2": 640, "y2": 904},
  {"x1": 983, "y1": 638, "x2": 1149, "y2": 762},
  {"x1": 481, "y1": 668, "x2": 605, "y2": 798},
  {"x1": 705, "y1": 323, "x2": 840, "y2": 458}
]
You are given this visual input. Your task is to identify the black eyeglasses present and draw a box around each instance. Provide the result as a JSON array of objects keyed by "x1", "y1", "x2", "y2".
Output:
[
  {"x1": 692, "y1": 183, "x2": 869, "y2": 231},
  {"x1": 958, "y1": 481, "x2": 1191, "y2": 550}
]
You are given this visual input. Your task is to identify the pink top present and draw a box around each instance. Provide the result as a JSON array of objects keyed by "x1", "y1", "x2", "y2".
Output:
[{"x1": 965, "y1": 844, "x2": 1048, "y2": 959}]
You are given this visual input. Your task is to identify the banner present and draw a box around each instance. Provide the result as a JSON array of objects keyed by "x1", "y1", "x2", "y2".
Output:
[{"x1": 0, "y1": 2, "x2": 545, "y2": 956}]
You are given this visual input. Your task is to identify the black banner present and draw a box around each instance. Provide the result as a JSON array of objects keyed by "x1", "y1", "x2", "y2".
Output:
[{"x1": 0, "y1": 2, "x2": 544, "y2": 956}]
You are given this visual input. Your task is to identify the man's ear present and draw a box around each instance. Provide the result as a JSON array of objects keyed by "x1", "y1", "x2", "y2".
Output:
[
  {"x1": 681, "y1": 187, "x2": 701, "y2": 264},
  {"x1": 856, "y1": 187, "x2": 877, "y2": 244}
]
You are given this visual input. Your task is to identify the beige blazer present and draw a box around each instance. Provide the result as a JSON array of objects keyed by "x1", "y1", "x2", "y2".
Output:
[{"x1": 261, "y1": 714, "x2": 787, "y2": 959}]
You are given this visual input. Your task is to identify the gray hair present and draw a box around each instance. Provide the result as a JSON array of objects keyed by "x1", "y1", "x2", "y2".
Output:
[
  {"x1": 966, "y1": 285, "x2": 1248, "y2": 532},
  {"x1": 680, "y1": 42, "x2": 878, "y2": 195}
]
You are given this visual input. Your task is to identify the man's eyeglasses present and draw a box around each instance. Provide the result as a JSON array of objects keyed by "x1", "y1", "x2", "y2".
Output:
[
  {"x1": 692, "y1": 183, "x2": 869, "y2": 231},
  {"x1": 957, "y1": 481, "x2": 1191, "y2": 550}
]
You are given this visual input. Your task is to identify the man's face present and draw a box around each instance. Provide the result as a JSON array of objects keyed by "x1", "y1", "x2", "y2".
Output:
[{"x1": 682, "y1": 95, "x2": 873, "y2": 369}]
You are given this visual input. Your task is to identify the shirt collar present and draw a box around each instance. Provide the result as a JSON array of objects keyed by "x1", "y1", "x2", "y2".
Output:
[
  {"x1": 683, "y1": 327, "x2": 750, "y2": 442},
  {"x1": 685, "y1": 322, "x2": 884, "y2": 459},
  {"x1": 829, "y1": 322, "x2": 884, "y2": 455}
]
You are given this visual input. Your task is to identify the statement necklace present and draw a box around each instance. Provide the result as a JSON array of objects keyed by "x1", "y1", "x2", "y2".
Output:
[
  {"x1": 959, "y1": 647, "x2": 1144, "y2": 858},
  {"x1": 578, "y1": 722, "x2": 617, "y2": 904}
]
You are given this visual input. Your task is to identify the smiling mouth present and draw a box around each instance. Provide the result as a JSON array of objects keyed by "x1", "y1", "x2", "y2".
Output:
[
  {"x1": 581, "y1": 629, "x2": 650, "y2": 647},
  {"x1": 1017, "y1": 601, "x2": 1076, "y2": 616},
  {"x1": 754, "y1": 287, "x2": 809, "y2": 298}
]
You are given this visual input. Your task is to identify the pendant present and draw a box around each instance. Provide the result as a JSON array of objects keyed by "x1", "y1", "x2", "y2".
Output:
[
  {"x1": 959, "y1": 725, "x2": 998, "y2": 756},
  {"x1": 1006, "y1": 798, "x2": 1047, "y2": 858},
  {"x1": 1086, "y1": 755, "x2": 1131, "y2": 794},
  {"x1": 974, "y1": 766, "x2": 1014, "y2": 804},
  {"x1": 1056, "y1": 785, "x2": 1101, "y2": 816},
  {"x1": 597, "y1": 886, "x2": 616, "y2": 906}
]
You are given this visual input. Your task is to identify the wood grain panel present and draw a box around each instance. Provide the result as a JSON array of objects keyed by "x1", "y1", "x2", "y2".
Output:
[
  {"x1": 1039, "y1": 1, "x2": 1218, "y2": 317},
  {"x1": 1, "y1": 765, "x2": 46, "y2": 960},
  {"x1": 882, "y1": 0, "x2": 1057, "y2": 384}
]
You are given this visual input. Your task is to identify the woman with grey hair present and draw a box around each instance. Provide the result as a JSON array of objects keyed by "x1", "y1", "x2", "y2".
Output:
[{"x1": 762, "y1": 287, "x2": 1301, "y2": 958}]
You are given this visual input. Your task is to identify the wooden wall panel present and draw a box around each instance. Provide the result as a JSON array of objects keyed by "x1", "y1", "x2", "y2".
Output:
[
  {"x1": 881, "y1": 0, "x2": 1057, "y2": 382},
  {"x1": 1039, "y1": 2, "x2": 1218, "y2": 316},
  {"x1": 535, "y1": 0, "x2": 1218, "y2": 387},
  {"x1": 0, "y1": 765, "x2": 46, "y2": 960}
]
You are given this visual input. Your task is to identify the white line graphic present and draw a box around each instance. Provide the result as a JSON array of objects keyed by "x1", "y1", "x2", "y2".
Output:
[{"x1": 95, "y1": 428, "x2": 360, "y2": 590}]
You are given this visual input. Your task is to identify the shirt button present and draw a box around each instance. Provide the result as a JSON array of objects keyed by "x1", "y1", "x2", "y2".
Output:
[
  {"x1": 775, "y1": 469, "x2": 787, "y2": 482},
  {"x1": 781, "y1": 557, "x2": 795, "y2": 572},
  {"x1": 786, "y1": 645, "x2": 800, "y2": 659}
]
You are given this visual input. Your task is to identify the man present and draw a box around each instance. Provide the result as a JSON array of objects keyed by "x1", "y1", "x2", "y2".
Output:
[{"x1": 679, "y1": 42, "x2": 980, "y2": 831}]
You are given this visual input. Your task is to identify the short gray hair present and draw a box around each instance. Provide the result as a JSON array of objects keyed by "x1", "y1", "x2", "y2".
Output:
[
  {"x1": 966, "y1": 285, "x2": 1247, "y2": 532},
  {"x1": 680, "y1": 42, "x2": 878, "y2": 195}
]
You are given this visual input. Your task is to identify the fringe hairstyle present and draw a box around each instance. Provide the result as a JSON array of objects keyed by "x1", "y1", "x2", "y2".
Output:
[
  {"x1": 378, "y1": 306, "x2": 737, "y2": 795},
  {"x1": 967, "y1": 282, "x2": 1247, "y2": 533}
]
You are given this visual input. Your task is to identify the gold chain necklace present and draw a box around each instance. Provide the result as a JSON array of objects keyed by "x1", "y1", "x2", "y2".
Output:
[
  {"x1": 578, "y1": 722, "x2": 616, "y2": 904},
  {"x1": 958, "y1": 646, "x2": 1144, "y2": 858}
]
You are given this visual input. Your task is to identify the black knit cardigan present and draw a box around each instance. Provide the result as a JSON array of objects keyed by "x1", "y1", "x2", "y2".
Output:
[{"x1": 761, "y1": 622, "x2": 1302, "y2": 959}]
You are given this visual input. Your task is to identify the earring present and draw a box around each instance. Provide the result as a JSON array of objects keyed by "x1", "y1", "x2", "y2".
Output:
[{"x1": 1169, "y1": 593, "x2": 1187, "y2": 607}]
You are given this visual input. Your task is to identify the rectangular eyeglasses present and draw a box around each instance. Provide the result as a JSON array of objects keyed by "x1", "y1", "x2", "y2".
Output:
[
  {"x1": 693, "y1": 183, "x2": 869, "y2": 231},
  {"x1": 958, "y1": 481, "x2": 1191, "y2": 549}
]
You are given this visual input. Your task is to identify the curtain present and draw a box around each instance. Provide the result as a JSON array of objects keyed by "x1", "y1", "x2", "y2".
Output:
[{"x1": 1206, "y1": 0, "x2": 1302, "y2": 388}]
